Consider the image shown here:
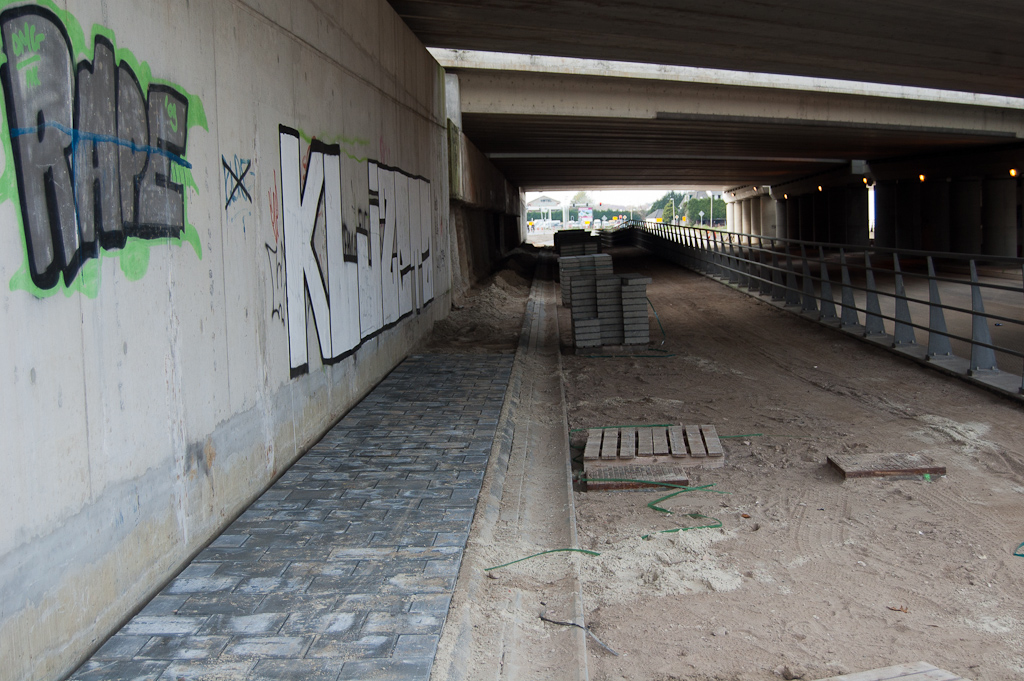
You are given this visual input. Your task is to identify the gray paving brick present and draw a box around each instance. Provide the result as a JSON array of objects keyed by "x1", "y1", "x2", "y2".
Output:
[
  {"x1": 165, "y1": 575, "x2": 243, "y2": 595},
  {"x1": 306, "y1": 634, "x2": 394, "y2": 659},
  {"x1": 362, "y1": 612, "x2": 443, "y2": 636},
  {"x1": 137, "y1": 595, "x2": 188, "y2": 617},
  {"x1": 278, "y1": 610, "x2": 361, "y2": 635},
  {"x1": 137, "y1": 635, "x2": 230, "y2": 660},
  {"x1": 255, "y1": 593, "x2": 338, "y2": 615},
  {"x1": 338, "y1": 657, "x2": 432, "y2": 681},
  {"x1": 122, "y1": 616, "x2": 209, "y2": 636},
  {"x1": 157, "y1": 660, "x2": 255, "y2": 680},
  {"x1": 222, "y1": 635, "x2": 312, "y2": 658},
  {"x1": 197, "y1": 613, "x2": 288, "y2": 636},
  {"x1": 408, "y1": 594, "x2": 452, "y2": 614},
  {"x1": 176, "y1": 594, "x2": 267, "y2": 616},
  {"x1": 215, "y1": 560, "x2": 289, "y2": 579},
  {"x1": 394, "y1": 634, "x2": 440, "y2": 659},
  {"x1": 71, "y1": 659, "x2": 169, "y2": 680},
  {"x1": 234, "y1": 576, "x2": 314, "y2": 594},
  {"x1": 249, "y1": 658, "x2": 344, "y2": 681},
  {"x1": 91, "y1": 635, "x2": 151, "y2": 660}
]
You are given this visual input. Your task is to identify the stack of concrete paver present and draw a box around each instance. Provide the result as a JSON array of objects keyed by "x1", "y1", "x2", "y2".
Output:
[
  {"x1": 621, "y1": 273, "x2": 652, "y2": 345},
  {"x1": 596, "y1": 275, "x2": 624, "y2": 345},
  {"x1": 559, "y1": 253, "x2": 613, "y2": 306},
  {"x1": 554, "y1": 229, "x2": 600, "y2": 256},
  {"x1": 570, "y1": 276, "x2": 601, "y2": 347},
  {"x1": 568, "y1": 270, "x2": 652, "y2": 349},
  {"x1": 598, "y1": 227, "x2": 635, "y2": 249}
]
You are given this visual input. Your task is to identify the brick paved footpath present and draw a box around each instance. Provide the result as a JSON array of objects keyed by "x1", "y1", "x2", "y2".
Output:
[{"x1": 71, "y1": 354, "x2": 514, "y2": 681}]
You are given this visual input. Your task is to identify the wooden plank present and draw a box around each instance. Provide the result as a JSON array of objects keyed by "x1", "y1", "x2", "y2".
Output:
[
  {"x1": 652, "y1": 427, "x2": 670, "y2": 455},
  {"x1": 584, "y1": 429, "x2": 602, "y2": 461},
  {"x1": 812, "y1": 661, "x2": 964, "y2": 681},
  {"x1": 685, "y1": 425, "x2": 706, "y2": 457},
  {"x1": 668, "y1": 426, "x2": 686, "y2": 458},
  {"x1": 620, "y1": 428, "x2": 636, "y2": 459},
  {"x1": 600, "y1": 429, "x2": 619, "y2": 460},
  {"x1": 701, "y1": 425, "x2": 724, "y2": 457},
  {"x1": 828, "y1": 453, "x2": 946, "y2": 479},
  {"x1": 636, "y1": 427, "x2": 654, "y2": 456}
]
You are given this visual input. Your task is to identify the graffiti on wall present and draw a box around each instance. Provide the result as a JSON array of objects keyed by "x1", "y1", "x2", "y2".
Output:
[
  {"x1": 223, "y1": 155, "x2": 252, "y2": 210},
  {"x1": 0, "y1": 5, "x2": 205, "y2": 295},
  {"x1": 265, "y1": 169, "x2": 285, "y2": 326},
  {"x1": 279, "y1": 126, "x2": 434, "y2": 376},
  {"x1": 223, "y1": 153, "x2": 254, "y2": 235}
]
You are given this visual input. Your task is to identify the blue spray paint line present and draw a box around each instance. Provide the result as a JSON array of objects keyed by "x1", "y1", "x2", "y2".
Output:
[{"x1": 11, "y1": 120, "x2": 193, "y2": 169}]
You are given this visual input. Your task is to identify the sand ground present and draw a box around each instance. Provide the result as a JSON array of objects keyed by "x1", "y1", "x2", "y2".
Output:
[{"x1": 423, "y1": 245, "x2": 1024, "y2": 681}]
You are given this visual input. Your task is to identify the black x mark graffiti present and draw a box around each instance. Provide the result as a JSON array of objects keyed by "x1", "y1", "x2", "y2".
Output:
[{"x1": 223, "y1": 157, "x2": 253, "y2": 209}]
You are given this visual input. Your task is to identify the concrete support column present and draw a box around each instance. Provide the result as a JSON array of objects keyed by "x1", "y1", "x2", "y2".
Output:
[
  {"x1": 785, "y1": 197, "x2": 800, "y2": 240},
  {"x1": 896, "y1": 179, "x2": 923, "y2": 250},
  {"x1": 846, "y1": 184, "x2": 870, "y2": 247},
  {"x1": 741, "y1": 199, "x2": 752, "y2": 241},
  {"x1": 750, "y1": 197, "x2": 762, "y2": 238},
  {"x1": 982, "y1": 177, "x2": 1017, "y2": 257},
  {"x1": 759, "y1": 196, "x2": 776, "y2": 238},
  {"x1": 921, "y1": 179, "x2": 951, "y2": 252},
  {"x1": 726, "y1": 202, "x2": 735, "y2": 232},
  {"x1": 950, "y1": 178, "x2": 982, "y2": 254},
  {"x1": 774, "y1": 199, "x2": 787, "y2": 241},
  {"x1": 827, "y1": 188, "x2": 846, "y2": 244},
  {"x1": 874, "y1": 181, "x2": 897, "y2": 248}
]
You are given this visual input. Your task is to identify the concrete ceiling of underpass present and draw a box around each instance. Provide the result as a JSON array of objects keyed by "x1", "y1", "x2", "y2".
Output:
[
  {"x1": 390, "y1": 1, "x2": 1024, "y2": 191},
  {"x1": 459, "y1": 113, "x2": 1018, "y2": 190},
  {"x1": 389, "y1": 1, "x2": 1024, "y2": 99}
]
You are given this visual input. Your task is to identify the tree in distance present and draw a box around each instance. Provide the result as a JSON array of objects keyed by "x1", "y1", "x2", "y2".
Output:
[{"x1": 571, "y1": 190, "x2": 594, "y2": 206}]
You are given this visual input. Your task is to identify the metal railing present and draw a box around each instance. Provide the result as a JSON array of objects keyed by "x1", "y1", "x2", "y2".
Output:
[{"x1": 616, "y1": 220, "x2": 1024, "y2": 400}]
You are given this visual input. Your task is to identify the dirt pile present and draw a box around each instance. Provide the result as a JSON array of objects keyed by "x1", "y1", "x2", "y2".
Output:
[{"x1": 419, "y1": 247, "x2": 537, "y2": 354}]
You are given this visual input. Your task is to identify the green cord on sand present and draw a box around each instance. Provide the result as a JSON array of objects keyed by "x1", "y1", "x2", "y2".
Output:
[
  {"x1": 485, "y1": 482, "x2": 729, "y2": 571},
  {"x1": 485, "y1": 548, "x2": 601, "y2": 571}
]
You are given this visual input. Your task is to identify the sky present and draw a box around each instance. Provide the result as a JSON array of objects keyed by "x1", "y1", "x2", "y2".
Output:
[{"x1": 524, "y1": 189, "x2": 674, "y2": 208}]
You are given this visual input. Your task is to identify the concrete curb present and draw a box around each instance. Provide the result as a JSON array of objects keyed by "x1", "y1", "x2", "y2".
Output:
[
  {"x1": 434, "y1": 255, "x2": 589, "y2": 680},
  {"x1": 431, "y1": 284, "x2": 531, "y2": 681}
]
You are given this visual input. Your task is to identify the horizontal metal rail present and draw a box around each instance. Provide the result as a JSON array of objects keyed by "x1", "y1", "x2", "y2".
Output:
[{"x1": 612, "y1": 220, "x2": 1024, "y2": 401}]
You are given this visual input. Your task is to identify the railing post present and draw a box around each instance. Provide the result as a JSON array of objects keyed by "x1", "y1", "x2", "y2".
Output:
[
  {"x1": 863, "y1": 252, "x2": 886, "y2": 337},
  {"x1": 710, "y1": 232, "x2": 720, "y2": 277},
  {"x1": 925, "y1": 256, "x2": 954, "y2": 360},
  {"x1": 785, "y1": 251, "x2": 801, "y2": 306},
  {"x1": 728, "y1": 240, "x2": 740, "y2": 285},
  {"x1": 800, "y1": 244, "x2": 818, "y2": 313},
  {"x1": 891, "y1": 253, "x2": 917, "y2": 347},
  {"x1": 840, "y1": 249, "x2": 861, "y2": 328},
  {"x1": 758, "y1": 239, "x2": 772, "y2": 295},
  {"x1": 771, "y1": 247, "x2": 785, "y2": 300},
  {"x1": 968, "y1": 260, "x2": 998, "y2": 375},
  {"x1": 818, "y1": 246, "x2": 839, "y2": 322}
]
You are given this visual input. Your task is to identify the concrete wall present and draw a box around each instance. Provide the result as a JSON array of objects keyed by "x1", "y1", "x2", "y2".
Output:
[
  {"x1": 0, "y1": 2, "x2": 457, "y2": 679},
  {"x1": 445, "y1": 99, "x2": 524, "y2": 299}
]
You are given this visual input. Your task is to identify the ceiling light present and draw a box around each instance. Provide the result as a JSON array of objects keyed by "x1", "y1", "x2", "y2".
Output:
[
  {"x1": 783, "y1": 193, "x2": 788, "y2": 199},
  {"x1": 817, "y1": 185, "x2": 823, "y2": 192},
  {"x1": 919, "y1": 174, "x2": 926, "y2": 182},
  {"x1": 1011, "y1": 169, "x2": 1018, "y2": 177},
  {"x1": 862, "y1": 177, "x2": 868, "y2": 184}
]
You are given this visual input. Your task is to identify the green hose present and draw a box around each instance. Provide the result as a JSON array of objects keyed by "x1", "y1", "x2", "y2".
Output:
[
  {"x1": 484, "y1": 480, "x2": 730, "y2": 571},
  {"x1": 485, "y1": 548, "x2": 601, "y2": 571}
]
